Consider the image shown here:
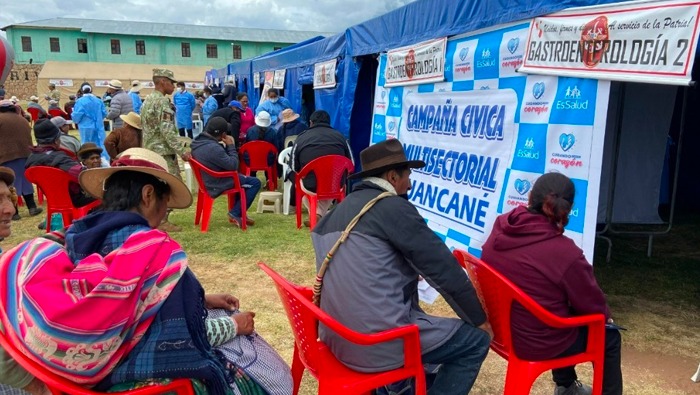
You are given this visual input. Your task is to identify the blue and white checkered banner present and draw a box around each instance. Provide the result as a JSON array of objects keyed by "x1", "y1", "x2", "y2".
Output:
[{"x1": 371, "y1": 22, "x2": 610, "y2": 260}]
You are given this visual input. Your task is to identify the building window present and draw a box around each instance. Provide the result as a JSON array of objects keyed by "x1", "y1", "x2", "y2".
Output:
[
  {"x1": 49, "y1": 37, "x2": 60, "y2": 52},
  {"x1": 111, "y1": 39, "x2": 121, "y2": 55},
  {"x1": 232, "y1": 44, "x2": 242, "y2": 59},
  {"x1": 181, "y1": 42, "x2": 191, "y2": 58},
  {"x1": 77, "y1": 38, "x2": 88, "y2": 53},
  {"x1": 135, "y1": 40, "x2": 146, "y2": 55},
  {"x1": 273, "y1": 46, "x2": 282, "y2": 51},
  {"x1": 206, "y1": 44, "x2": 218, "y2": 58},
  {"x1": 21, "y1": 36, "x2": 32, "y2": 52}
]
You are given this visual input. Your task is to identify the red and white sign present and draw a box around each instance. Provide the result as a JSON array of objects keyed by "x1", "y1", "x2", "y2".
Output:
[
  {"x1": 49, "y1": 79, "x2": 73, "y2": 87},
  {"x1": 384, "y1": 37, "x2": 447, "y2": 87},
  {"x1": 94, "y1": 80, "x2": 111, "y2": 87},
  {"x1": 313, "y1": 58, "x2": 337, "y2": 89},
  {"x1": 185, "y1": 82, "x2": 204, "y2": 90},
  {"x1": 520, "y1": 0, "x2": 700, "y2": 85}
]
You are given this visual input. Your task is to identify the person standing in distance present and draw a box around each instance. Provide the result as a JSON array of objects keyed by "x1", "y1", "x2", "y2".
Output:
[{"x1": 140, "y1": 68, "x2": 191, "y2": 232}]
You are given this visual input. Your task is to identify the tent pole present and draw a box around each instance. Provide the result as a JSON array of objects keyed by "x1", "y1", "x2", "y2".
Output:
[{"x1": 596, "y1": 82, "x2": 625, "y2": 263}]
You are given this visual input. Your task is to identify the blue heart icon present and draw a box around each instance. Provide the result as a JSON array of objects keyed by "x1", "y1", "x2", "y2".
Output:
[
  {"x1": 507, "y1": 38, "x2": 519, "y2": 54},
  {"x1": 559, "y1": 133, "x2": 576, "y2": 151},
  {"x1": 388, "y1": 121, "x2": 396, "y2": 131},
  {"x1": 459, "y1": 47, "x2": 469, "y2": 61},
  {"x1": 514, "y1": 179, "x2": 531, "y2": 195},
  {"x1": 532, "y1": 82, "x2": 545, "y2": 100}
]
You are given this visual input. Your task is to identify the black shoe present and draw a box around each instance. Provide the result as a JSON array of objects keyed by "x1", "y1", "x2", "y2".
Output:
[
  {"x1": 29, "y1": 207, "x2": 43, "y2": 216},
  {"x1": 37, "y1": 220, "x2": 46, "y2": 230},
  {"x1": 12, "y1": 213, "x2": 21, "y2": 221}
]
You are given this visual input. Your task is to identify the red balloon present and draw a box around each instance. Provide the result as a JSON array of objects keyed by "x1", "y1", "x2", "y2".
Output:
[{"x1": 0, "y1": 35, "x2": 15, "y2": 86}]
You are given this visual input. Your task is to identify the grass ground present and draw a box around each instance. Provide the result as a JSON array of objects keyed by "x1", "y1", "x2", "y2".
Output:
[{"x1": 1, "y1": 183, "x2": 698, "y2": 394}]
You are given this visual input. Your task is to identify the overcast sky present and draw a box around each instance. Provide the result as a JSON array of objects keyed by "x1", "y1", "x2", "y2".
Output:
[{"x1": 0, "y1": 0, "x2": 416, "y2": 36}]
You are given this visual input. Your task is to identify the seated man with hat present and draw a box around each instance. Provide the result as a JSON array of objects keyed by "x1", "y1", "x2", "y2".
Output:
[
  {"x1": 105, "y1": 79, "x2": 134, "y2": 129},
  {"x1": 26, "y1": 96, "x2": 49, "y2": 120},
  {"x1": 190, "y1": 117, "x2": 261, "y2": 228},
  {"x1": 311, "y1": 138, "x2": 492, "y2": 395},
  {"x1": 50, "y1": 116, "x2": 81, "y2": 155},
  {"x1": 277, "y1": 108, "x2": 306, "y2": 149},
  {"x1": 104, "y1": 112, "x2": 142, "y2": 161},
  {"x1": 208, "y1": 100, "x2": 243, "y2": 147},
  {"x1": 77, "y1": 143, "x2": 104, "y2": 169},
  {"x1": 25, "y1": 119, "x2": 96, "y2": 208}
]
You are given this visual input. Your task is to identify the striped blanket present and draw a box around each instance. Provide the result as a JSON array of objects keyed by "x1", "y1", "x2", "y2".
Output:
[{"x1": 0, "y1": 229, "x2": 187, "y2": 386}]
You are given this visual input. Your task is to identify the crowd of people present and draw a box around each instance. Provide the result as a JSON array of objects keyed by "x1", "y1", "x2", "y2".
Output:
[{"x1": 0, "y1": 66, "x2": 622, "y2": 395}]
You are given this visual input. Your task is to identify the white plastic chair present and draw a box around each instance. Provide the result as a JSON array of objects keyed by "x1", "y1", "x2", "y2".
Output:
[{"x1": 278, "y1": 146, "x2": 293, "y2": 215}]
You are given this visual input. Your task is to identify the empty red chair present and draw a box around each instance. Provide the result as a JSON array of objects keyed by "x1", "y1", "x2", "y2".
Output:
[
  {"x1": 24, "y1": 166, "x2": 101, "y2": 232},
  {"x1": 189, "y1": 158, "x2": 247, "y2": 232},
  {"x1": 238, "y1": 141, "x2": 278, "y2": 191},
  {"x1": 0, "y1": 328, "x2": 195, "y2": 395},
  {"x1": 295, "y1": 155, "x2": 354, "y2": 230},
  {"x1": 452, "y1": 249, "x2": 606, "y2": 395},
  {"x1": 258, "y1": 262, "x2": 426, "y2": 395}
]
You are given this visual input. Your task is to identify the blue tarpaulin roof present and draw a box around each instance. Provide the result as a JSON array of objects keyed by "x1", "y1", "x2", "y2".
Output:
[
  {"x1": 251, "y1": 33, "x2": 346, "y2": 72},
  {"x1": 346, "y1": 0, "x2": 635, "y2": 56}
]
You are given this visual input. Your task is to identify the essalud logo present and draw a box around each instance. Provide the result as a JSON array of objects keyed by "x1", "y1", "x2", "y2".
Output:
[
  {"x1": 556, "y1": 85, "x2": 589, "y2": 110},
  {"x1": 459, "y1": 47, "x2": 469, "y2": 61},
  {"x1": 514, "y1": 179, "x2": 531, "y2": 195},
  {"x1": 559, "y1": 133, "x2": 576, "y2": 151},
  {"x1": 374, "y1": 122, "x2": 384, "y2": 132},
  {"x1": 507, "y1": 37, "x2": 519, "y2": 54},
  {"x1": 532, "y1": 82, "x2": 545, "y2": 100}
]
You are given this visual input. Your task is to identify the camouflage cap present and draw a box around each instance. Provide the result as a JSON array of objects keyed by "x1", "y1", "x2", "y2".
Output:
[{"x1": 153, "y1": 68, "x2": 177, "y2": 82}]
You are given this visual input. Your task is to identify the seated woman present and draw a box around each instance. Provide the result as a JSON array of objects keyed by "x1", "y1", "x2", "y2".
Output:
[
  {"x1": 480, "y1": 172, "x2": 622, "y2": 395},
  {"x1": 0, "y1": 148, "x2": 292, "y2": 395}
]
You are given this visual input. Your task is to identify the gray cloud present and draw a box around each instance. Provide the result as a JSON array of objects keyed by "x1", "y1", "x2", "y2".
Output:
[{"x1": 0, "y1": 0, "x2": 417, "y2": 36}]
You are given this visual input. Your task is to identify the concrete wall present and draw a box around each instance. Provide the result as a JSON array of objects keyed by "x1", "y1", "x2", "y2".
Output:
[
  {"x1": 1, "y1": 64, "x2": 43, "y2": 101},
  {"x1": 6, "y1": 27, "x2": 291, "y2": 67}
]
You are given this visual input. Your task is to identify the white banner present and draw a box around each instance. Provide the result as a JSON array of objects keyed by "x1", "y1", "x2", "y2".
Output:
[
  {"x1": 314, "y1": 58, "x2": 337, "y2": 89},
  {"x1": 49, "y1": 79, "x2": 73, "y2": 87},
  {"x1": 185, "y1": 82, "x2": 204, "y2": 90},
  {"x1": 520, "y1": 0, "x2": 700, "y2": 85},
  {"x1": 140, "y1": 81, "x2": 155, "y2": 89},
  {"x1": 94, "y1": 80, "x2": 111, "y2": 87},
  {"x1": 385, "y1": 37, "x2": 447, "y2": 87},
  {"x1": 273, "y1": 69, "x2": 286, "y2": 89}
]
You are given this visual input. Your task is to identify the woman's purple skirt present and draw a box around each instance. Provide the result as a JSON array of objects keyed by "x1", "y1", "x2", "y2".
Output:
[{"x1": 1, "y1": 158, "x2": 33, "y2": 195}]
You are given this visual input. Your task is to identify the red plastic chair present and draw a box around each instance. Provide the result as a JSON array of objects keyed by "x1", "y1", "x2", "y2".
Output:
[
  {"x1": 49, "y1": 108, "x2": 70, "y2": 119},
  {"x1": 189, "y1": 158, "x2": 247, "y2": 232},
  {"x1": 16, "y1": 188, "x2": 45, "y2": 207},
  {"x1": 452, "y1": 249, "x2": 606, "y2": 395},
  {"x1": 295, "y1": 155, "x2": 354, "y2": 230},
  {"x1": 26, "y1": 107, "x2": 42, "y2": 123},
  {"x1": 24, "y1": 166, "x2": 101, "y2": 232},
  {"x1": 238, "y1": 141, "x2": 278, "y2": 192},
  {"x1": 0, "y1": 328, "x2": 195, "y2": 395},
  {"x1": 258, "y1": 262, "x2": 426, "y2": 395}
]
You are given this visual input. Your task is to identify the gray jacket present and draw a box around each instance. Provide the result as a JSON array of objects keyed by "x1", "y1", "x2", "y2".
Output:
[
  {"x1": 311, "y1": 180, "x2": 486, "y2": 372},
  {"x1": 106, "y1": 89, "x2": 133, "y2": 129}
]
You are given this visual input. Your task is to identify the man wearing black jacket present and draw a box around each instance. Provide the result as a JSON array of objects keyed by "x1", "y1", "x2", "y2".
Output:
[
  {"x1": 311, "y1": 139, "x2": 492, "y2": 395},
  {"x1": 190, "y1": 117, "x2": 260, "y2": 228},
  {"x1": 290, "y1": 110, "x2": 353, "y2": 225},
  {"x1": 208, "y1": 101, "x2": 243, "y2": 147}
]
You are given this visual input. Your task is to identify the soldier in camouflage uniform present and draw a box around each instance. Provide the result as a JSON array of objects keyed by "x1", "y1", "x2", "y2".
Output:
[
  {"x1": 44, "y1": 83, "x2": 61, "y2": 105},
  {"x1": 141, "y1": 68, "x2": 192, "y2": 232}
]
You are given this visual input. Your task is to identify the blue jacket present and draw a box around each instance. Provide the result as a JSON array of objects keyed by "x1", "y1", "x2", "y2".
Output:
[
  {"x1": 129, "y1": 92, "x2": 142, "y2": 114},
  {"x1": 173, "y1": 90, "x2": 196, "y2": 129},
  {"x1": 190, "y1": 133, "x2": 239, "y2": 198},
  {"x1": 255, "y1": 97, "x2": 291, "y2": 125},
  {"x1": 277, "y1": 119, "x2": 307, "y2": 149},
  {"x1": 72, "y1": 94, "x2": 107, "y2": 131},
  {"x1": 202, "y1": 96, "x2": 218, "y2": 125}
]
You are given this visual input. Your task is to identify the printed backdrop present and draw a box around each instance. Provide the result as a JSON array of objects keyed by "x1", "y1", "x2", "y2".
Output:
[{"x1": 371, "y1": 22, "x2": 611, "y2": 260}]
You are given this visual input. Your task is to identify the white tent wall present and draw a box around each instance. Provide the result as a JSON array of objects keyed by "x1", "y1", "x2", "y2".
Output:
[{"x1": 598, "y1": 82, "x2": 678, "y2": 224}]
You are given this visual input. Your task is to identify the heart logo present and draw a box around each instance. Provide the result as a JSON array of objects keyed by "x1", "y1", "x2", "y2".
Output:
[
  {"x1": 388, "y1": 121, "x2": 396, "y2": 131},
  {"x1": 559, "y1": 133, "x2": 576, "y2": 151},
  {"x1": 459, "y1": 47, "x2": 469, "y2": 61},
  {"x1": 514, "y1": 179, "x2": 531, "y2": 195},
  {"x1": 532, "y1": 82, "x2": 545, "y2": 100},
  {"x1": 507, "y1": 38, "x2": 519, "y2": 54}
]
